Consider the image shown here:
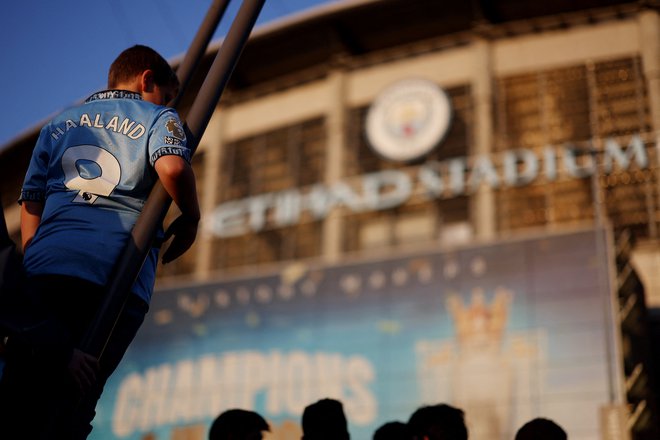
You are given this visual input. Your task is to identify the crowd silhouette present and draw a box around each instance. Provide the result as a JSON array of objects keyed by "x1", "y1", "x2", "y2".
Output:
[{"x1": 206, "y1": 398, "x2": 568, "y2": 440}]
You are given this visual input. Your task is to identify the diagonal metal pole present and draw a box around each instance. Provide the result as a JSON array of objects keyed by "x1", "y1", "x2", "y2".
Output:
[
  {"x1": 77, "y1": 0, "x2": 230, "y2": 356},
  {"x1": 171, "y1": 0, "x2": 231, "y2": 115},
  {"x1": 183, "y1": 0, "x2": 265, "y2": 152},
  {"x1": 81, "y1": 0, "x2": 265, "y2": 359}
]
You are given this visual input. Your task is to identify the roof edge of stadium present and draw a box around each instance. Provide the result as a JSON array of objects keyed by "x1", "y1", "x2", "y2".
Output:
[{"x1": 170, "y1": 0, "x2": 379, "y2": 67}]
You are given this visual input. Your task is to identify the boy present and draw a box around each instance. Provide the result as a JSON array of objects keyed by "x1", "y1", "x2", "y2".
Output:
[{"x1": 0, "y1": 44, "x2": 200, "y2": 439}]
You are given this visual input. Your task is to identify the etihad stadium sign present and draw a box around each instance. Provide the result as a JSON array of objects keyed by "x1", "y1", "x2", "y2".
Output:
[{"x1": 205, "y1": 135, "x2": 650, "y2": 238}]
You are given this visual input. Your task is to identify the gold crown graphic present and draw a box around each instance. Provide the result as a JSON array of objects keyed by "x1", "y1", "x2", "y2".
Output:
[{"x1": 446, "y1": 287, "x2": 512, "y2": 350}]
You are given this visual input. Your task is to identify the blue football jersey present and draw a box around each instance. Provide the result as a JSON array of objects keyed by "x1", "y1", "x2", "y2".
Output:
[{"x1": 20, "y1": 90, "x2": 191, "y2": 302}]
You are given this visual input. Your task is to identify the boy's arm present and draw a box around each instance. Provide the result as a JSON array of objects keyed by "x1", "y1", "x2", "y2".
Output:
[
  {"x1": 154, "y1": 155, "x2": 201, "y2": 264},
  {"x1": 20, "y1": 200, "x2": 44, "y2": 251}
]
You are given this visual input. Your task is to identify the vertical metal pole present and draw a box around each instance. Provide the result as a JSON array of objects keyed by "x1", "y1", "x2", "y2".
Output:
[{"x1": 81, "y1": 0, "x2": 266, "y2": 359}]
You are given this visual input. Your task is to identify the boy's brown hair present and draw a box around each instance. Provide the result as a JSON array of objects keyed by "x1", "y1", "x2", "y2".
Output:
[{"x1": 107, "y1": 44, "x2": 178, "y2": 89}]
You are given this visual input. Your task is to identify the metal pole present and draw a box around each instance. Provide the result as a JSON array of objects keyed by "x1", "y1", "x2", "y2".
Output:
[
  {"x1": 171, "y1": 0, "x2": 231, "y2": 114},
  {"x1": 184, "y1": 0, "x2": 266, "y2": 152},
  {"x1": 81, "y1": 0, "x2": 266, "y2": 359}
]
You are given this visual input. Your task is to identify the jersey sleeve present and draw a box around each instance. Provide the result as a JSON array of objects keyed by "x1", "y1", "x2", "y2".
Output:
[
  {"x1": 18, "y1": 125, "x2": 52, "y2": 204},
  {"x1": 148, "y1": 108, "x2": 191, "y2": 168}
]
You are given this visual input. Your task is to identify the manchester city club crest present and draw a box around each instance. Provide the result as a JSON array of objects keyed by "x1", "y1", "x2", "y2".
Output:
[{"x1": 366, "y1": 77, "x2": 453, "y2": 162}]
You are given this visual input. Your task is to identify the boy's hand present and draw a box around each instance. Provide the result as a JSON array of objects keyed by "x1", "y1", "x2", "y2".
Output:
[
  {"x1": 161, "y1": 215, "x2": 199, "y2": 264},
  {"x1": 68, "y1": 348, "x2": 99, "y2": 396}
]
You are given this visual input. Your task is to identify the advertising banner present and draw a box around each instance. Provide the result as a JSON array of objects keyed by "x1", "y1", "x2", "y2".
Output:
[{"x1": 91, "y1": 227, "x2": 619, "y2": 440}]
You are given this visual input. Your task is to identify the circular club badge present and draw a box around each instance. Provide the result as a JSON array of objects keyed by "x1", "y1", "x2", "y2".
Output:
[{"x1": 365, "y1": 78, "x2": 452, "y2": 162}]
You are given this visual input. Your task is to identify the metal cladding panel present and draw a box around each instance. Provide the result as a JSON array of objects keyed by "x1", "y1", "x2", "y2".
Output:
[{"x1": 91, "y1": 227, "x2": 619, "y2": 440}]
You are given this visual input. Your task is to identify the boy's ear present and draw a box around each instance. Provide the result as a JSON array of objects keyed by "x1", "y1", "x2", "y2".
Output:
[{"x1": 140, "y1": 69, "x2": 155, "y2": 93}]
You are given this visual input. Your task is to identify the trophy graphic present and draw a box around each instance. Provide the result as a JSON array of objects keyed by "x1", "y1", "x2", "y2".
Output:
[
  {"x1": 415, "y1": 285, "x2": 543, "y2": 440},
  {"x1": 447, "y1": 287, "x2": 513, "y2": 440}
]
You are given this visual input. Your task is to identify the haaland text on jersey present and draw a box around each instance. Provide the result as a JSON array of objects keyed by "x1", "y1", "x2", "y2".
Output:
[{"x1": 50, "y1": 113, "x2": 146, "y2": 141}]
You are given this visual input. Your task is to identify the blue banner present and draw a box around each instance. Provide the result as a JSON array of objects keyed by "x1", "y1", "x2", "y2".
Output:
[{"x1": 91, "y1": 227, "x2": 617, "y2": 440}]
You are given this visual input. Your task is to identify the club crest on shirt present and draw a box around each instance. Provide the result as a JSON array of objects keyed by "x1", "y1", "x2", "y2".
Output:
[
  {"x1": 164, "y1": 118, "x2": 185, "y2": 146},
  {"x1": 166, "y1": 118, "x2": 185, "y2": 140}
]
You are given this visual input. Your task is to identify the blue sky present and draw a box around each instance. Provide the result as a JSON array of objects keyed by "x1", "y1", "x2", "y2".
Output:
[{"x1": 0, "y1": 0, "x2": 336, "y2": 148}]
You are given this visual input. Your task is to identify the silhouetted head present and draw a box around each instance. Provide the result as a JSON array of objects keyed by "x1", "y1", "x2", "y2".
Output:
[
  {"x1": 373, "y1": 421, "x2": 414, "y2": 440},
  {"x1": 301, "y1": 398, "x2": 350, "y2": 440},
  {"x1": 407, "y1": 404, "x2": 467, "y2": 440},
  {"x1": 208, "y1": 409, "x2": 270, "y2": 440},
  {"x1": 515, "y1": 418, "x2": 567, "y2": 440}
]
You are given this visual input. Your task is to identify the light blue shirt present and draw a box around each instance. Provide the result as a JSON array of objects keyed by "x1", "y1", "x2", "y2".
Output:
[{"x1": 20, "y1": 90, "x2": 190, "y2": 303}]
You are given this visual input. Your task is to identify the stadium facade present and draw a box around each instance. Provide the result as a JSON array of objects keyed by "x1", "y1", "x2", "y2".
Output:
[{"x1": 1, "y1": 1, "x2": 660, "y2": 439}]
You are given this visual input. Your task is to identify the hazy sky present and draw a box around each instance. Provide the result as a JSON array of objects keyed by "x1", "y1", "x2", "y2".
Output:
[{"x1": 0, "y1": 0, "x2": 337, "y2": 147}]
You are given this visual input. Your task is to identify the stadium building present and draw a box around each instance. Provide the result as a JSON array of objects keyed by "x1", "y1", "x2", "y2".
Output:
[{"x1": 1, "y1": 1, "x2": 660, "y2": 439}]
